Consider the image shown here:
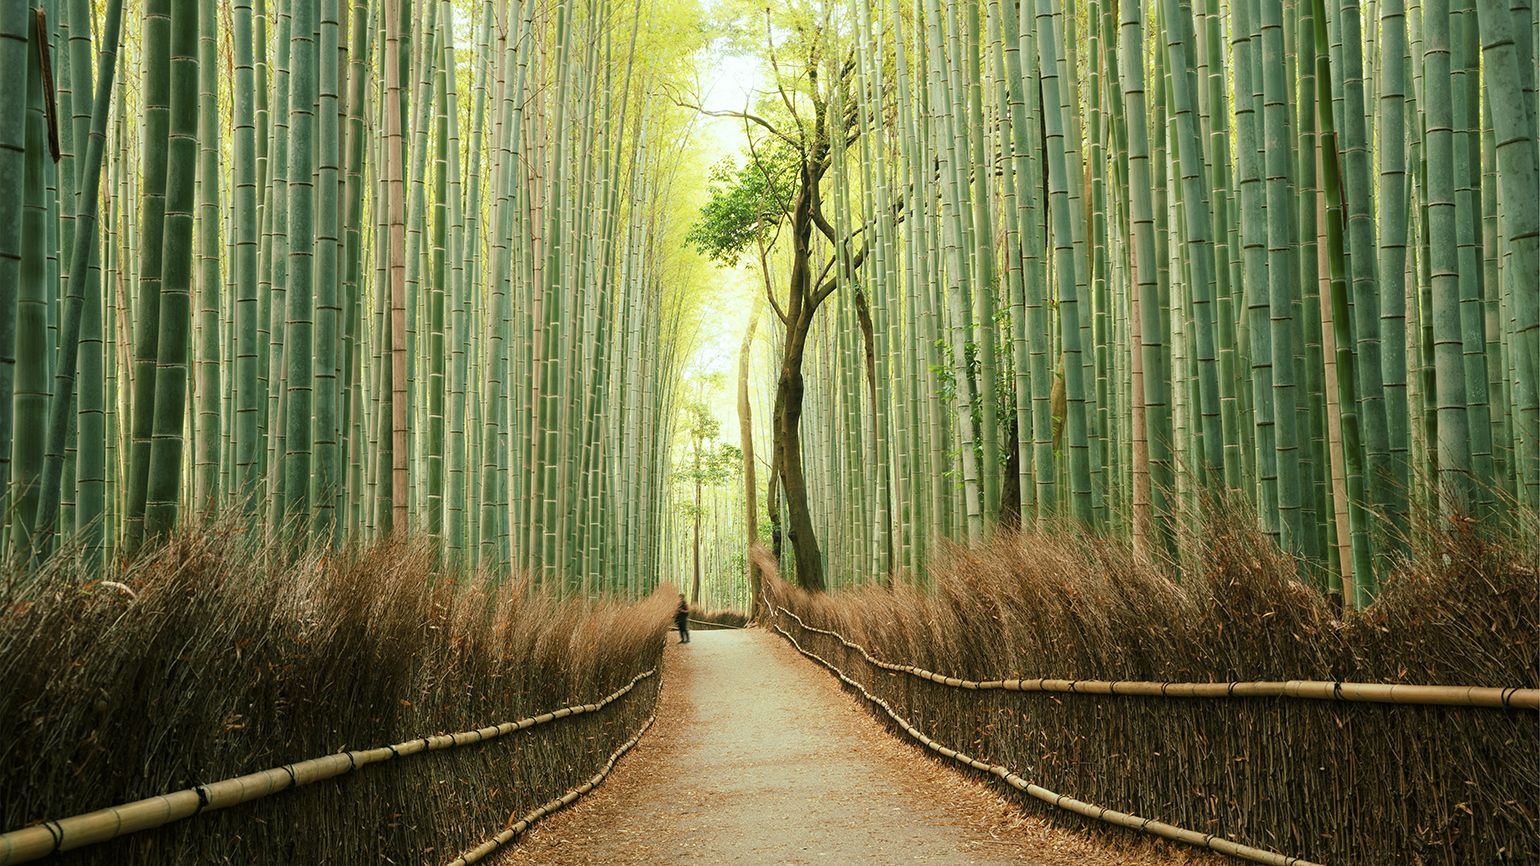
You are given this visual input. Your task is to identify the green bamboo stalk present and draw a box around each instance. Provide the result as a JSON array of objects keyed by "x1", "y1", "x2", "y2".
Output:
[
  {"x1": 384, "y1": 0, "x2": 408, "y2": 532},
  {"x1": 1034, "y1": 0, "x2": 1095, "y2": 522},
  {"x1": 277, "y1": 0, "x2": 317, "y2": 528},
  {"x1": 233, "y1": 0, "x2": 260, "y2": 506},
  {"x1": 262, "y1": 2, "x2": 293, "y2": 512},
  {"x1": 963, "y1": 1, "x2": 1003, "y2": 520},
  {"x1": 1120, "y1": 0, "x2": 1175, "y2": 553},
  {"x1": 1161, "y1": 0, "x2": 1224, "y2": 486},
  {"x1": 194, "y1": 0, "x2": 222, "y2": 515},
  {"x1": 924, "y1": 0, "x2": 984, "y2": 542},
  {"x1": 32, "y1": 0, "x2": 126, "y2": 561},
  {"x1": 1450, "y1": 0, "x2": 1494, "y2": 510},
  {"x1": 311, "y1": 0, "x2": 342, "y2": 540},
  {"x1": 1262, "y1": 0, "x2": 1305, "y2": 553},
  {"x1": 340, "y1": 0, "x2": 372, "y2": 533},
  {"x1": 1378, "y1": 0, "x2": 1412, "y2": 527},
  {"x1": 143, "y1": 0, "x2": 201, "y2": 540},
  {"x1": 1422, "y1": 0, "x2": 1473, "y2": 515},
  {"x1": 1474, "y1": 0, "x2": 1539, "y2": 507},
  {"x1": 1235, "y1": 0, "x2": 1279, "y2": 539},
  {"x1": 1336, "y1": 0, "x2": 1394, "y2": 571},
  {"x1": 0, "y1": 0, "x2": 29, "y2": 551},
  {"x1": 11, "y1": 8, "x2": 51, "y2": 557},
  {"x1": 72, "y1": 0, "x2": 107, "y2": 569},
  {"x1": 123, "y1": 0, "x2": 173, "y2": 551}
]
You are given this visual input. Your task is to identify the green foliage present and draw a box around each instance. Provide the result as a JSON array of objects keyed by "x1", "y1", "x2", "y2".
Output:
[
  {"x1": 684, "y1": 146, "x2": 798, "y2": 266},
  {"x1": 680, "y1": 399, "x2": 722, "y2": 442},
  {"x1": 673, "y1": 400, "x2": 743, "y2": 511}
]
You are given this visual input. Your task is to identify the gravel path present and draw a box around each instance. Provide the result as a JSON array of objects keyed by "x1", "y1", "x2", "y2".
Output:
[{"x1": 498, "y1": 628, "x2": 1222, "y2": 865}]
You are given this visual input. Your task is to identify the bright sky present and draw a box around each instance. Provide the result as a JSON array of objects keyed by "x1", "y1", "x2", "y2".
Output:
[
  {"x1": 698, "y1": 48, "x2": 763, "y2": 153},
  {"x1": 455, "y1": 0, "x2": 774, "y2": 440},
  {"x1": 676, "y1": 28, "x2": 771, "y2": 433}
]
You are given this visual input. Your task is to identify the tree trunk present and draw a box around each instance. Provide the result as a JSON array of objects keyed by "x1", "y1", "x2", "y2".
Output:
[
  {"x1": 691, "y1": 428, "x2": 702, "y2": 606},
  {"x1": 850, "y1": 285, "x2": 892, "y2": 581},
  {"x1": 145, "y1": 0, "x2": 201, "y2": 539},
  {"x1": 999, "y1": 420, "x2": 1022, "y2": 527},
  {"x1": 767, "y1": 449, "x2": 781, "y2": 558},
  {"x1": 773, "y1": 312, "x2": 823, "y2": 591},
  {"x1": 771, "y1": 150, "x2": 830, "y2": 592},
  {"x1": 738, "y1": 300, "x2": 761, "y2": 616}
]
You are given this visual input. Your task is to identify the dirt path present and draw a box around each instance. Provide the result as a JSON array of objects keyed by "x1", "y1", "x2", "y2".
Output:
[{"x1": 499, "y1": 628, "x2": 1220, "y2": 866}]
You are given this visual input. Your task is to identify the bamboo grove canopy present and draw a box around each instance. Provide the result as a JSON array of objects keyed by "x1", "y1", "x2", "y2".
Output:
[
  {"x1": 0, "y1": 0, "x2": 1537, "y2": 604},
  {"x1": 688, "y1": 0, "x2": 1536, "y2": 602},
  {"x1": 0, "y1": 0, "x2": 709, "y2": 592}
]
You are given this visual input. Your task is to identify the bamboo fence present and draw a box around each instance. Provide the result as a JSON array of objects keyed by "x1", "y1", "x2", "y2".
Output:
[
  {"x1": 774, "y1": 606, "x2": 1540, "y2": 711},
  {"x1": 771, "y1": 621, "x2": 1321, "y2": 866},
  {"x1": 763, "y1": 548, "x2": 1539, "y2": 865},
  {"x1": 446, "y1": 714, "x2": 657, "y2": 865},
  {"x1": 0, "y1": 669, "x2": 657, "y2": 865}
]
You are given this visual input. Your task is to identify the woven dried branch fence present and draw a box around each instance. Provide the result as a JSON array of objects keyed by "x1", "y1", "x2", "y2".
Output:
[
  {"x1": 446, "y1": 714, "x2": 656, "y2": 865},
  {"x1": 770, "y1": 622, "x2": 1320, "y2": 866},
  {"x1": 767, "y1": 588, "x2": 1539, "y2": 864},
  {"x1": 1, "y1": 537, "x2": 681, "y2": 866},
  {"x1": 775, "y1": 607, "x2": 1540, "y2": 711},
  {"x1": 0, "y1": 670, "x2": 658, "y2": 866}
]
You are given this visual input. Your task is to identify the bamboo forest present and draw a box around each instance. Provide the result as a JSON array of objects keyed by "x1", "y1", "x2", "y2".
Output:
[{"x1": 0, "y1": 0, "x2": 1535, "y2": 863}]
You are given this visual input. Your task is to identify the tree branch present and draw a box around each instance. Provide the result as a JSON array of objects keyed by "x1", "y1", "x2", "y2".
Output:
[
  {"x1": 744, "y1": 133, "x2": 794, "y2": 223},
  {"x1": 813, "y1": 239, "x2": 870, "y2": 307},
  {"x1": 662, "y1": 83, "x2": 800, "y2": 148},
  {"x1": 765, "y1": 9, "x2": 805, "y2": 136},
  {"x1": 756, "y1": 232, "x2": 791, "y2": 326}
]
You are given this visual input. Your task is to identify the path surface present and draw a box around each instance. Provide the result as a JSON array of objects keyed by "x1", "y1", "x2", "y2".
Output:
[{"x1": 499, "y1": 629, "x2": 1219, "y2": 865}]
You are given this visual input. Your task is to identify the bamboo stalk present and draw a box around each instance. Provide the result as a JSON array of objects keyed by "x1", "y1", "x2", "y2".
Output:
[{"x1": 31, "y1": 0, "x2": 127, "y2": 560}]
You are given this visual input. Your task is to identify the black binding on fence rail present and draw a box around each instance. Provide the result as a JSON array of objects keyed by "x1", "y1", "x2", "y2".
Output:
[
  {"x1": 0, "y1": 668, "x2": 658, "y2": 866},
  {"x1": 773, "y1": 605, "x2": 1540, "y2": 711}
]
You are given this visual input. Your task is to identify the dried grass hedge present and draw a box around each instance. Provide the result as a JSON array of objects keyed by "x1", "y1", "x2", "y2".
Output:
[
  {"x1": 764, "y1": 516, "x2": 1539, "y2": 865},
  {"x1": 0, "y1": 526, "x2": 673, "y2": 864},
  {"x1": 688, "y1": 608, "x2": 749, "y2": 629}
]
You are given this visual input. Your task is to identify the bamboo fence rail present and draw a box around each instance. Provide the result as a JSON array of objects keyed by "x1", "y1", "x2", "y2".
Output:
[
  {"x1": 446, "y1": 713, "x2": 657, "y2": 865},
  {"x1": 0, "y1": 668, "x2": 658, "y2": 865},
  {"x1": 773, "y1": 606, "x2": 1540, "y2": 710},
  {"x1": 769, "y1": 622, "x2": 1321, "y2": 866}
]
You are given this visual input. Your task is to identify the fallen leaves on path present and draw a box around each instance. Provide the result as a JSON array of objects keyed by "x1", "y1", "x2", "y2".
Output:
[{"x1": 495, "y1": 631, "x2": 1226, "y2": 866}]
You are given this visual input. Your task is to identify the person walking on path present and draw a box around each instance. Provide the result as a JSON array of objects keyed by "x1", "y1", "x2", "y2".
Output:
[{"x1": 675, "y1": 595, "x2": 691, "y2": 644}]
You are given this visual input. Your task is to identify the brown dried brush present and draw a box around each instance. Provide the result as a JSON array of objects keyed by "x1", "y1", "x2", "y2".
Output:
[
  {"x1": 0, "y1": 521, "x2": 674, "y2": 864},
  {"x1": 763, "y1": 512, "x2": 1539, "y2": 866}
]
